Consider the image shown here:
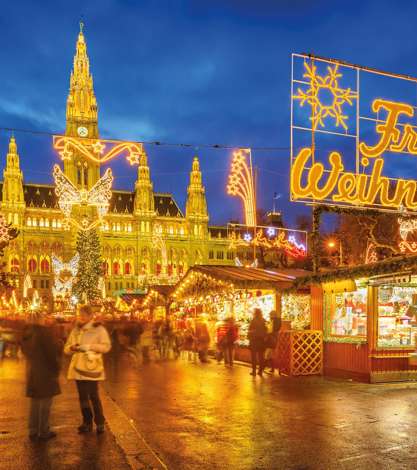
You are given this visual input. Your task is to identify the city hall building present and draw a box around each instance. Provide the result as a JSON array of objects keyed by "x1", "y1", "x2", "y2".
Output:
[{"x1": 1, "y1": 27, "x2": 234, "y2": 303}]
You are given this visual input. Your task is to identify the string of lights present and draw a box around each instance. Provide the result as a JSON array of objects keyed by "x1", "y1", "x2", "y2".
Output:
[{"x1": 0, "y1": 125, "x2": 290, "y2": 151}]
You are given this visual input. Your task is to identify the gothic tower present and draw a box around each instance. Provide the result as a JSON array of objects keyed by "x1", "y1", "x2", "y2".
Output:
[
  {"x1": 134, "y1": 150, "x2": 155, "y2": 217},
  {"x1": 186, "y1": 156, "x2": 208, "y2": 239},
  {"x1": 2, "y1": 136, "x2": 25, "y2": 224},
  {"x1": 64, "y1": 23, "x2": 100, "y2": 189}
]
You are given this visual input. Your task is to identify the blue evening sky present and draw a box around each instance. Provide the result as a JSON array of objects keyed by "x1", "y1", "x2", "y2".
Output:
[{"x1": 0, "y1": 0, "x2": 416, "y2": 226}]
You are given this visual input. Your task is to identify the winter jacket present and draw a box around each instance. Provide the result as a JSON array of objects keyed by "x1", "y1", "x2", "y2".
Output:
[
  {"x1": 21, "y1": 325, "x2": 61, "y2": 399},
  {"x1": 248, "y1": 317, "x2": 268, "y2": 350},
  {"x1": 64, "y1": 321, "x2": 111, "y2": 381}
]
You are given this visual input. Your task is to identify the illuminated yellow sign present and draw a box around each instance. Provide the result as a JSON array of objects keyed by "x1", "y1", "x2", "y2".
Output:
[{"x1": 291, "y1": 54, "x2": 417, "y2": 212}]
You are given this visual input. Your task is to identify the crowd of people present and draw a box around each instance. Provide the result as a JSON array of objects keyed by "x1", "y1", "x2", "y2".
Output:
[{"x1": 0, "y1": 306, "x2": 281, "y2": 441}]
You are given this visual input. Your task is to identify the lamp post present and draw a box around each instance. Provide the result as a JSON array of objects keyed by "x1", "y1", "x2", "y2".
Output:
[{"x1": 327, "y1": 239, "x2": 343, "y2": 265}]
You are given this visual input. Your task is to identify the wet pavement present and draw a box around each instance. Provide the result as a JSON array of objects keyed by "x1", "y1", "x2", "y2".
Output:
[
  {"x1": 0, "y1": 359, "x2": 130, "y2": 470},
  {"x1": 3, "y1": 355, "x2": 417, "y2": 469},
  {"x1": 105, "y1": 354, "x2": 417, "y2": 470}
]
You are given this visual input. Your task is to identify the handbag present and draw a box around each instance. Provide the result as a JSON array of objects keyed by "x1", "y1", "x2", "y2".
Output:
[{"x1": 74, "y1": 351, "x2": 104, "y2": 378}]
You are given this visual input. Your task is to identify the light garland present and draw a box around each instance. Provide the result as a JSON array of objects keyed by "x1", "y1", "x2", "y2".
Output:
[
  {"x1": 229, "y1": 228, "x2": 307, "y2": 259},
  {"x1": 398, "y1": 213, "x2": 417, "y2": 253},
  {"x1": 53, "y1": 135, "x2": 144, "y2": 166},
  {"x1": 0, "y1": 214, "x2": 13, "y2": 244},
  {"x1": 365, "y1": 242, "x2": 378, "y2": 264},
  {"x1": 53, "y1": 164, "x2": 113, "y2": 230},
  {"x1": 227, "y1": 148, "x2": 257, "y2": 227}
]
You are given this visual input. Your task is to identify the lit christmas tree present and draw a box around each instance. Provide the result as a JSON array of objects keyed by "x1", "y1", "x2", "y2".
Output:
[{"x1": 73, "y1": 229, "x2": 102, "y2": 302}]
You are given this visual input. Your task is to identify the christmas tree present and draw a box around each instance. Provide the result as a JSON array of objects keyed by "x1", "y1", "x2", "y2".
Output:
[{"x1": 73, "y1": 229, "x2": 102, "y2": 302}]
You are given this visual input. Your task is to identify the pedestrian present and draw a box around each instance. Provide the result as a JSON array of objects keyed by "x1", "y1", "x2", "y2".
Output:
[
  {"x1": 140, "y1": 321, "x2": 153, "y2": 363},
  {"x1": 265, "y1": 310, "x2": 281, "y2": 373},
  {"x1": 248, "y1": 308, "x2": 268, "y2": 376},
  {"x1": 215, "y1": 318, "x2": 227, "y2": 363},
  {"x1": 224, "y1": 317, "x2": 239, "y2": 366},
  {"x1": 184, "y1": 320, "x2": 195, "y2": 361},
  {"x1": 160, "y1": 318, "x2": 173, "y2": 360},
  {"x1": 64, "y1": 305, "x2": 111, "y2": 434},
  {"x1": 194, "y1": 317, "x2": 210, "y2": 363},
  {"x1": 21, "y1": 312, "x2": 62, "y2": 441}
]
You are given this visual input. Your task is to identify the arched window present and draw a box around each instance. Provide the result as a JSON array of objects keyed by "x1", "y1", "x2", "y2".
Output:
[
  {"x1": 13, "y1": 213, "x2": 18, "y2": 225},
  {"x1": 40, "y1": 258, "x2": 50, "y2": 273},
  {"x1": 10, "y1": 258, "x2": 19, "y2": 273},
  {"x1": 167, "y1": 264, "x2": 173, "y2": 276},
  {"x1": 124, "y1": 262, "x2": 132, "y2": 275},
  {"x1": 84, "y1": 167, "x2": 88, "y2": 187},
  {"x1": 27, "y1": 217, "x2": 32, "y2": 227},
  {"x1": 156, "y1": 262, "x2": 161, "y2": 276},
  {"x1": 77, "y1": 167, "x2": 82, "y2": 186},
  {"x1": 103, "y1": 261, "x2": 109, "y2": 276},
  {"x1": 28, "y1": 258, "x2": 37, "y2": 273},
  {"x1": 178, "y1": 263, "x2": 184, "y2": 275},
  {"x1": 113, "y1": 261, "x2": 120, "y2": 275}
]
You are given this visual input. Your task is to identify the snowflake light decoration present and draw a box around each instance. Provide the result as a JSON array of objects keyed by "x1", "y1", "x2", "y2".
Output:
[
  {"x1": 266, "y1": 227, "x2": 276, "y2": 238},
  {"x1": 293, "y1": 62, "x2": 357, "y2": 131},
  {"x1": 243, "y1": 232, "x2": 252, "y2": 242}
]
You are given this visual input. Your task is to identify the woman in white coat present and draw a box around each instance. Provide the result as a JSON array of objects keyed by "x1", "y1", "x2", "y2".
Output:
[{"x1": 64, "y1": 305, "x2": 111, "y2": 434}]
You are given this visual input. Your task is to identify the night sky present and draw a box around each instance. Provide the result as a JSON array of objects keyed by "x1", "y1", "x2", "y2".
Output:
[{"x1": 0, "y1": 0, "x2": 416, "y2": 227}]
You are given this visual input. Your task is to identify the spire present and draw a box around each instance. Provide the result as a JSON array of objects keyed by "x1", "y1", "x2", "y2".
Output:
[
  {"x1": 134, "y1": 149, "x2": 155, "y2": 216},
  {"x1": 66, "y1": 23, "x2": 98, "y2": 138},
  {"x1": 7, "y1": 136, "x2": 18, "y2": 168},
  {"x1": 2, "y1": 136, "x2": 24, "y2": 210},
  {"x1": 186, "y1": 156, "x2": 208, "y2": 222}
]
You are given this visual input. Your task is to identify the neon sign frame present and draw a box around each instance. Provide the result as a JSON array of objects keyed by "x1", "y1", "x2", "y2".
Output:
[{"x1": 290, "y1": 53, "x2": 417, "y2": 214}]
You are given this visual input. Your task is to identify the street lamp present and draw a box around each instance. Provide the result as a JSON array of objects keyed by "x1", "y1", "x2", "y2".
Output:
[{"x1": 326, "y1": 239, "x2": 343, "y2": 265}]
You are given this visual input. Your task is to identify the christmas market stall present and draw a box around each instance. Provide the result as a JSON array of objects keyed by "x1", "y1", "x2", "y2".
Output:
[
  {"x1": 171, "y1": 265, "x2": 315, "y2": 364},
  {"x1": 299, "y1": 254, "x2": 417, "y2": 383}
]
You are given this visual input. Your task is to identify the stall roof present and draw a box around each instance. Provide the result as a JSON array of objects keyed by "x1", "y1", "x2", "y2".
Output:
[
  {"x1": 293, "y1": 254, "x2": 417, "y2": 288},
  {"x1": 186, "y1": 266, "x2": 310, "y2": 283}
]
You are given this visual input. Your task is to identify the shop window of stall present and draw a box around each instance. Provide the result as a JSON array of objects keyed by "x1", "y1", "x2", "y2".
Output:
[
  {"x1": 377, "y1": 285, "x2": 417, "y2": 348},
  {"x1": 326, "y1": 289, "x2": 367, "y2": 339}
]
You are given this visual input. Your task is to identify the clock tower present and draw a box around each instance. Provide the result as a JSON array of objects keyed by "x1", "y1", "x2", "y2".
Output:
[{"x1": 64, "y1": 22, "x2": 100, "y2": 189}]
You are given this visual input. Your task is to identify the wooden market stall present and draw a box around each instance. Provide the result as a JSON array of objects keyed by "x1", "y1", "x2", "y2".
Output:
[
  {"x1": 300, "y1": 254, "x2": 417, "y2": 383},
  {"x1": 171, "y1": 265, "x2": 320, "y2": 369}
]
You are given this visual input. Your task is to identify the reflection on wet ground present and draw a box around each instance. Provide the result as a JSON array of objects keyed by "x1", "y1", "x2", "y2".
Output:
[{"x1": 105, "y1": 354, "x2": 417, "y2": 470}]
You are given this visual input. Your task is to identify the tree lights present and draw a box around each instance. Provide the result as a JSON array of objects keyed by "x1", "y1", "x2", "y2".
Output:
[{"x1": 227, "y1": 148, "x2": 257, "y2": 227}]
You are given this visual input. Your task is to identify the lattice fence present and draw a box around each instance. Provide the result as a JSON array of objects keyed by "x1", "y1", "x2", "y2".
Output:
[{"x1": 277, "y1": 330, "x2": 323, "y2": 376}]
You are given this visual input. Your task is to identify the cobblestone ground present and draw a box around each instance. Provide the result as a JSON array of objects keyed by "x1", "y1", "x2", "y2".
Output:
[{"x1": 105, "y1": 353, "x2": 417, "y2": 470}]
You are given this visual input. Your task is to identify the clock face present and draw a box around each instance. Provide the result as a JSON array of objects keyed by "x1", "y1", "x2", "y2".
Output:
[{"x1": 77, "y1": 126, "x2": 88, "y2": 137}]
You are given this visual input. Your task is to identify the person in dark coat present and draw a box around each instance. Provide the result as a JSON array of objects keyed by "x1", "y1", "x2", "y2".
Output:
[
  {"x1": 248, "y1": 308, "x2": 268, "y2": 377},
  {"x1": 21, "y1": 313, "x2": 62, "y2": 441}
]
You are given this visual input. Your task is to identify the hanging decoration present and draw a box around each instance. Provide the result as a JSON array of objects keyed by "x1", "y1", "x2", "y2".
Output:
[
  {"x1": 365, "y1": 242, "x2": 378, "y2": 264},
  {"x1": 52, "y1": 253, "x2": 80, "y2": 299},
  {"x1": 0, "y1": 214, "x2": 14, "y2": 245},
  {"x1": 227, "y1": 148, "x2": 257, "y2": 227},
  {"x1": 398, "y1": 212, "x2": 417, "y2": 253},
  {"x1": 228, "y1": 225, "x2": 307, "y2": 259},
  {"x1": 23, "y1": 273, "x2": 32, "y2": 299},
  {"x1": 53, "y1": 135, "x2": 144, "y2": 166},
  {"x1": 52, "y1": 164, "x2": 113, "y2": 231}
]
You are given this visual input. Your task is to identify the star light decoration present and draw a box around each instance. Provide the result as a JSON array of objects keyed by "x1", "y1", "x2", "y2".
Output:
[
  {"x1": 52, "y1": 164, "x2": 113, "y2": 230},
  {"x1": 227, "y1": 149, "x2": 257, "y2": 227},
  {"x1": 53, "y1": 136, "x2": 143, "y2": 166},
  {"x1": 293, "y1": 62, "x2": 357, "y2": 131}
]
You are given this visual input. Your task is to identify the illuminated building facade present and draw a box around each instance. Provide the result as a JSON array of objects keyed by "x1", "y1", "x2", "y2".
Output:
[{"x1": 1, "y1": 26, "x2": 234, "y2": 302}]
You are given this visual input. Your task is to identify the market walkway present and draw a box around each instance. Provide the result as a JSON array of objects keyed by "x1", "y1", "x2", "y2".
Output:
[
  {"x1": 105, "y1": 355, "x2": 417, "y2": 470},
  {"x1": 0, "y1": 358, "x2": 153, "y2": 470},
  {"x1": 3, "y1": 356, "x2": 417, "y2": 469}
]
